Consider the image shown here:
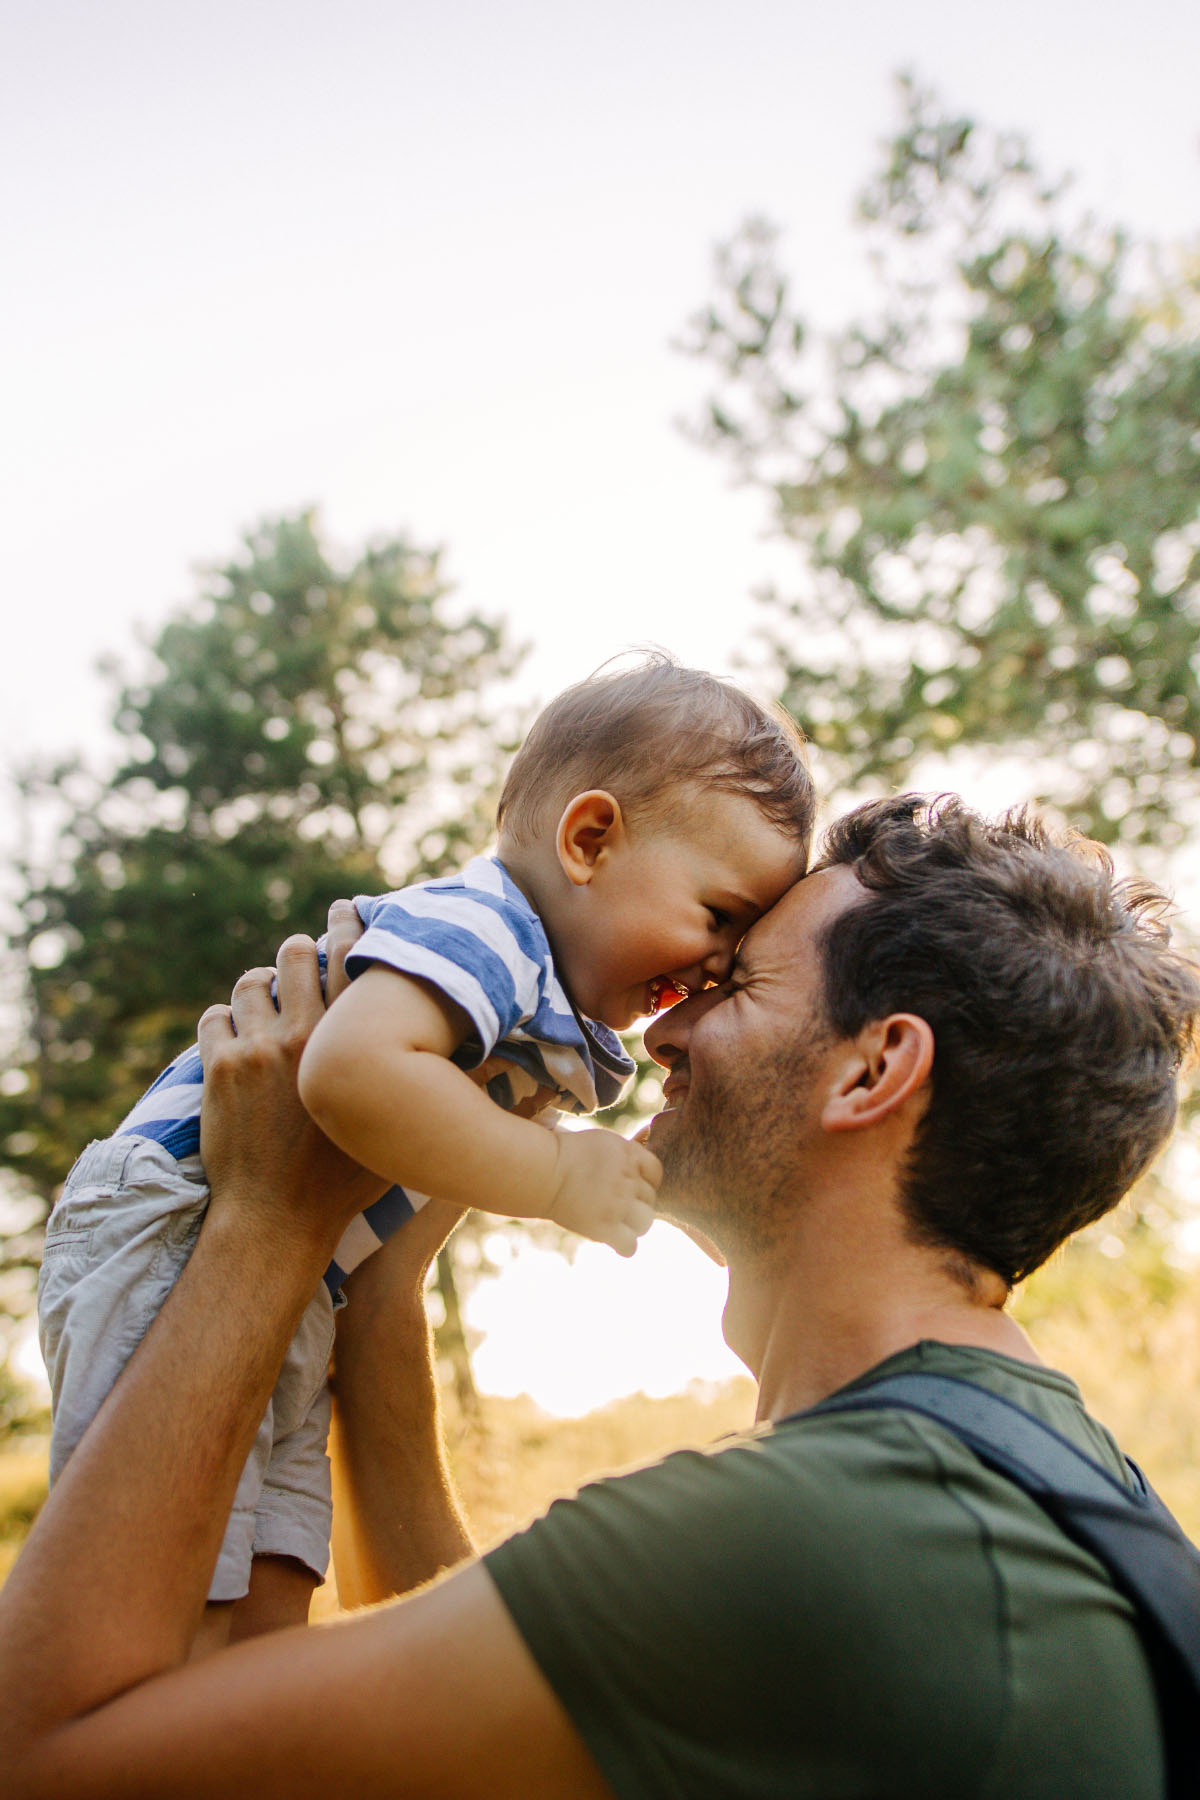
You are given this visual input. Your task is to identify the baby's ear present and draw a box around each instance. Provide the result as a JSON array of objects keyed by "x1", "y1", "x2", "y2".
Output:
[{"x1": 557, "y1": 790, "x2": 625, "y2": 885}]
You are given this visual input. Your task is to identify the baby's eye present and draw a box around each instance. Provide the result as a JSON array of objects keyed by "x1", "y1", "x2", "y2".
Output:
[{"x1": 707, "y1": 907, "x2": 731, "y2": 929}]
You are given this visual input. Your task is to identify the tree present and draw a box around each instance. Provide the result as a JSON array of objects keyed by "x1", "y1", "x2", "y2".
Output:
[
  {"x1": 685, "y1": 76, "x2": 1200, "y2": 850},
  {"x1": 0, "y1": 511, "x2": 524, "y2": 1400}
]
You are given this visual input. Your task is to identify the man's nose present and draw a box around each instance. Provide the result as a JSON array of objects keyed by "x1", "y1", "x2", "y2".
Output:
[{"x1": 644, "y1": 984, "x2": 726, "y2": 1069}]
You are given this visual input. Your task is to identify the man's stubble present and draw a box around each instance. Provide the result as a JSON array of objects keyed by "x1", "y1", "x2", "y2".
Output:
[{"x1": 655, "y1": 1027, "x2": 833, "y2": 1258}]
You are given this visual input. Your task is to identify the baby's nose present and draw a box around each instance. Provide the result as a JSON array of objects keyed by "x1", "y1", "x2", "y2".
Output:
[{"x1": 700, "y1": 942, "x2": 734, "y2": 984}]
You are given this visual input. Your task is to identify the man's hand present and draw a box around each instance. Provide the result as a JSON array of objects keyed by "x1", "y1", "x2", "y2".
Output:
[
  {"x1": 323, "y1": 895, "x2": 366, "y2": 1003},
  {"x1": 198, "y1": 907, "x2": 385, "y2": 1256},
  {"x1": 546, "y1": 1128, "x2": 660, "y2": 1256}
]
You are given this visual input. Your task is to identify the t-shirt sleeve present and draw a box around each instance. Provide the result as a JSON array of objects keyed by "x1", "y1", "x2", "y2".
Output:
[{"x1": 345, "y1": 885, "x2": 549, "y2": 1065}]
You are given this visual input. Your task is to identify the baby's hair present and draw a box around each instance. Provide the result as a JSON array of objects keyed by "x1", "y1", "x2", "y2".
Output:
[{"x1": 497, "y1": 652, "x2": 815, "y2": 857}]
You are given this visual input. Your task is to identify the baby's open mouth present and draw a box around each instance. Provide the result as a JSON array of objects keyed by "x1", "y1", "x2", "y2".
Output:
[{"x1": 647, "y1": 977, "x2": 688, "y2": 1015}]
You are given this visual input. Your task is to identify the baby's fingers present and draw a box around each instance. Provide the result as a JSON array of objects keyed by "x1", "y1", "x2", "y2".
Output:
[
  {"x1": 607, "y1": 1223, "x2": 641, "y2": 1259},
  {"x1": 599, "y1": 1194, "x2": 655, "y2": 1258},
  {"x1": 626, "y1": 1196, "x2": 656, "y2": 1239},
  {"x1": 631, "y1": 1144, "x2": 663, "y2": 1189}
]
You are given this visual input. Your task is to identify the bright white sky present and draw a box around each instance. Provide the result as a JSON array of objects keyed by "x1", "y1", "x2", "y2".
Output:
[{"x1": 6, "y1": 0, "x2": 1200, "y2": 1411}]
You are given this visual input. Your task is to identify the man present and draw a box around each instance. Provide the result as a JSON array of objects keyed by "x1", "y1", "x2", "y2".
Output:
[{"x1": 0, "y1": 795, "x2": 1196, "y2": 1797}]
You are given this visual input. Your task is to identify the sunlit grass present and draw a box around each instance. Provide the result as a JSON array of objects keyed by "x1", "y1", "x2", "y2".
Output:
[{"x1": 444, "y1": 1380, "x2": 758, "y2": 1548}]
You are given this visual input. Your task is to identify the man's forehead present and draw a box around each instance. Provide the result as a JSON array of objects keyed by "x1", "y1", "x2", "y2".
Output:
[{"x1": 737, "y1": 863, "x2": 862, "y2": 971}]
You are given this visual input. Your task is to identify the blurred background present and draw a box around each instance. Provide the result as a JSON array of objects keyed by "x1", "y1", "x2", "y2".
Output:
[{"x1": 3, "y1": 1, "x2": 1200, "y2": 1568}]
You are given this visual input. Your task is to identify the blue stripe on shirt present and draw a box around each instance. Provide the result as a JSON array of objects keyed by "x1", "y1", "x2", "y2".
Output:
[{"x1": 363, "y1": 1185, "x2": 418, "y2": 1238}]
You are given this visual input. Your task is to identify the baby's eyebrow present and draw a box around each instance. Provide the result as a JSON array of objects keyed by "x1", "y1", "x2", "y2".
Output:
[{"x1": 713, "y1": 893, "x2": 756, "y2": 920}]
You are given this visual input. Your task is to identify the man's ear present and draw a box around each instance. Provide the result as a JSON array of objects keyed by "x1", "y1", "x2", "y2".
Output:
[
  {"x1": 820, "y1": 1014, "x2": 934, "y2": 1134},
  {"x1": 556, "y1": 790, "x2": 625, "y2": 886}
]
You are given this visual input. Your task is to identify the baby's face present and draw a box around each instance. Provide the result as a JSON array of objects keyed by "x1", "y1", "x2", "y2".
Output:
[{"x1": 561, "y1": 790, "x2": 806, "y2": 1032}]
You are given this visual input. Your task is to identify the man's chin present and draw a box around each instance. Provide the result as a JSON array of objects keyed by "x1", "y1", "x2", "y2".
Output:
[
  {"x1": 646, "y1": 1108, "x2": 676, "y2": 1147},
  {"x1": 647, "y1": 1109, "x2": 692, "y2": 1185},
  {"x1": 648, "y1": 1124, "x2": 718, "y2": 1223}
]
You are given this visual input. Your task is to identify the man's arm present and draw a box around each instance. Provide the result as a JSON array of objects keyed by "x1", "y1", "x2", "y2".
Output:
[
  {"x1": 320, "y1": 899, "x2": 475, "y2": 1608},
  {"x1": 0, "y1": 925, "x2": 614, "y2": 1800},
  {"x1": 329, "y1": 1209, "x2": 476, "y2": 1608}
]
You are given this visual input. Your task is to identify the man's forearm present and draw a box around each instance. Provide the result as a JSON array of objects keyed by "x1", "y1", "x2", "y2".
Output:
[
  {"x1": 0, "y1": 944, "x2": 382, "y2": 1781},
  {"x1": 0, "y1": 1200, "x2": 326, "y2": 1769},
  {"x1": 330, "y1": 1208, "x2": 474, "y2": 1608}
]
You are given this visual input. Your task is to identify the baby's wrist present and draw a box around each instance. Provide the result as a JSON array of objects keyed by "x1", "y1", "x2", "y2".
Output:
[
  {"x1": 477, "y1": 1110, "x2": 564, "y2": 1223},
  {"x1": 540, "y1": 1128, "x2": 576, "y2": 1223}
]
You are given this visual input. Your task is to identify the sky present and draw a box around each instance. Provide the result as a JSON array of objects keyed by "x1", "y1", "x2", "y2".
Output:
[
  {"x1": 7, "y1": 0, "x2": 1200, "y2": 768},
  {"x1": 6, "y1": 0, "x2": 1200, "y2": 1410}
]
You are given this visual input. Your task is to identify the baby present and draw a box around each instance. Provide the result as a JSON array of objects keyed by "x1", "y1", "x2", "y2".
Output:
[{"x1": 38, "y1": 656, "x2": 814, "y2": 1643}]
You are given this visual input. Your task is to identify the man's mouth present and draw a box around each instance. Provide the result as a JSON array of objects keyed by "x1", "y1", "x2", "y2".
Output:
[
  {"x1": 660, "y1": 1064, "x2": 690, "y2": 1110},
  {"x1": 647, "y1": 977, "x2": 688, "y2": 1015}
]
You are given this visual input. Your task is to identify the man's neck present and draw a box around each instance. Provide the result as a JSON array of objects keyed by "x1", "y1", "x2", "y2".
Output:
[{"x1": 722, "y1": 1200, "x2": 1039, "y2": 1424}]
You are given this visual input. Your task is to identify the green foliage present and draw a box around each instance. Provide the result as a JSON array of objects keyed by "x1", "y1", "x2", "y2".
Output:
[
  {"x1": 0, "y1": 511, "x2": 523, "y2": 1207},
  {"x1": 686, "y1": 76, "x2": 1200, "y2": 846}
]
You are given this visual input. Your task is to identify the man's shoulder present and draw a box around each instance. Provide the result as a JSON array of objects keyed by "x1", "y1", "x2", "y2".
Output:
[
  {"x1": 494, "y1": 1341, "x2": 1131, "y2": 1578},
  {"x1": 823, "y1": 1338, "x2": 1132, "y2": 1480}
]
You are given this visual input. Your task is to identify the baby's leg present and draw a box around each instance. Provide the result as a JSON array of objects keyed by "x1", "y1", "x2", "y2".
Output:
[
  {"x1": 193, "y1": 1557, "x2": 316, "y2": 1656},
  {"x1": 230, "y1": 1555, "x2": 319, "y2": 1639}
]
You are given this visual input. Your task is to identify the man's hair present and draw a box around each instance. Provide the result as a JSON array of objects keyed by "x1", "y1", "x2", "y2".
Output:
[
  {"x1": 496, "y1": 653, "x2": 815, "y2": 855},
  {"x1": 816, "y1": 795, "x2": 1200, "y2": 1285}
]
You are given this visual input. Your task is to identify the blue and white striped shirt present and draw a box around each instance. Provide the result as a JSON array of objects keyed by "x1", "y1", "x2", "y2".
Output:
[{"x1": 115, "y1": 857, "x2": 635, "y2": 1290}]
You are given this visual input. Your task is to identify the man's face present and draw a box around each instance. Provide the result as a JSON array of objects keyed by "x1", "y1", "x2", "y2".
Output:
[{"x1": 643, "y1": 864, "x2": 862, "y2": 1254}]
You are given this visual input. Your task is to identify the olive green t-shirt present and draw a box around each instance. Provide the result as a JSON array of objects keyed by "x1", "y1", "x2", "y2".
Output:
[{"x1": 485, "y1": 1341, "x2": 1164, "y2": 1798}]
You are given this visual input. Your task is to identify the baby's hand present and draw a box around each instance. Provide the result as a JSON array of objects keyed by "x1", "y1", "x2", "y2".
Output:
[{"x1": 546, "y1": 1128, "x2": 661, "y2": 1257}]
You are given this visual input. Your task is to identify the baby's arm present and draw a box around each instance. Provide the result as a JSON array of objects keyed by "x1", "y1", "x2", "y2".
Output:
[{"x1": 297, "y1": 965, "x2": 659, "y2": 1255}]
